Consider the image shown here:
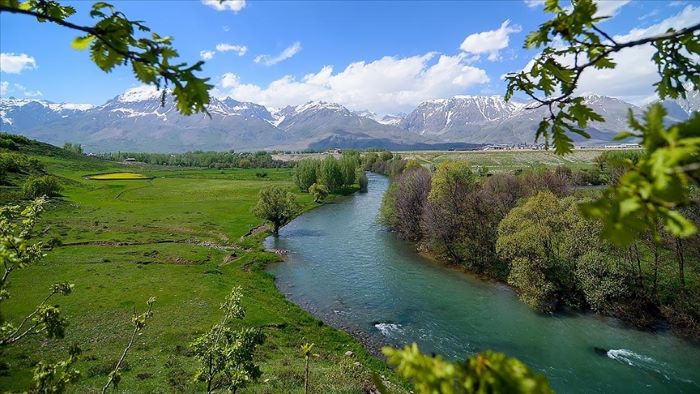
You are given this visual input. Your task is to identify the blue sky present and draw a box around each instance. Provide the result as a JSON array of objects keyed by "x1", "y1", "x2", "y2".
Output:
[{"x1": 0, "y1": 0, "x2": 697, "y2": 113}]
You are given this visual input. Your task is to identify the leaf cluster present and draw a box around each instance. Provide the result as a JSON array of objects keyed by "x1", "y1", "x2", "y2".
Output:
[
  {"x1": 1, "y1": 0, "x2": 213, "y2": 115},
  {"x1": 504, "y1": 0, "x2": 699, "y2": 154},
  {"x1": 581, "y1": 105, "x2": 700, "y2": 244},
  {"x1": 191, "y1": 286, "x2": 265, "y2": 393},
  {"x1": 380, "y1": 343, "x2": 553, "y2": 394}
]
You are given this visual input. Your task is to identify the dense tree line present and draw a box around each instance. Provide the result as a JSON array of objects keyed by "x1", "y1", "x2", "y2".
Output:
[
  {"x1": 99, "y1": 150, "x2": 291, "y2": 169},
  {"x1": 294, "y1": 152, "x2": 367, "y2": 196},
  {"x1": 379, "y1": 154, "x2": 700, "y2": 338}
]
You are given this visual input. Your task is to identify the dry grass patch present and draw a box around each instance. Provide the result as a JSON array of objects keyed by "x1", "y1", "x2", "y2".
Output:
[{"x1": 88, "y1": 172, "x2": 152, "y2": 180}]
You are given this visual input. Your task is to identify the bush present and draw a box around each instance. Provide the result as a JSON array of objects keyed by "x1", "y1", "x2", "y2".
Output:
[
  {"x1": 357, "y1": 170, "x2": 368, "y2": 193},
  {"x1": 0, "y1": 138, "x2": 19, "y2": 151},
  {"x1": 308, "y1": 183, "x2": 329, "y2": 203},
  {"x1": 22, "y1": 176, "x2": 61, "y2": 198}
]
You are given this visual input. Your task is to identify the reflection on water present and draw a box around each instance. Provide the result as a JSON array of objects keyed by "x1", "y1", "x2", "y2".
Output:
[{"x1": 267, "y1": 173, "x2": 700, "y2": 393}]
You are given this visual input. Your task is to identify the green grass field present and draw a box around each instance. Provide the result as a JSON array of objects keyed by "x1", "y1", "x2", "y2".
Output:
[
  {"x1": 0, "y1": 143, "x2": 398, "y2": 393},
  {"x1": 399, "y1": 149, "x2": 606, "y2": 171}
]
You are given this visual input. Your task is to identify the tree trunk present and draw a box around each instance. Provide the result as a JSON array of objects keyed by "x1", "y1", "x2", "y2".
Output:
[
  {"x1": 676, "y1": 238, "x2": 686, "y2": 290},
  {"x1": 633, "y1": 242, "x2": 644, "y2": 290},
  {"x1": 304, "y1": 357, "x2": 309, "y2": 394},
  {"x1": 273, "y1": 221, "x2": 280, "y2": 236},
  {"x1": 652, "y1": 242, "x2": 659, "y2": 300}
]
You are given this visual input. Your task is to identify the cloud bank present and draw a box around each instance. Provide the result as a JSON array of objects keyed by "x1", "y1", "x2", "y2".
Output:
[{"x1": 215, "y1": 52, "x2": 489, "y2": 113}]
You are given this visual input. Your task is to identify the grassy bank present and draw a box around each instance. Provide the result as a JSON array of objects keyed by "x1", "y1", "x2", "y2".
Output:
[{"x1": 0, "y1": 139, "x2": 398, "y2": 392}]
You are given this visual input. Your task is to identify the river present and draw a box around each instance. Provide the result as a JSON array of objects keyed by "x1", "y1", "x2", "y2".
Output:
[{"x1": 266, "y1": 173, "x2": 700, "y2": 393}]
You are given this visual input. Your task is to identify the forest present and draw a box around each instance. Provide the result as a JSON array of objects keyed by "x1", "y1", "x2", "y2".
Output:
[{"x1": 375, "y1": 150, "x2": 700, "y2": 339}]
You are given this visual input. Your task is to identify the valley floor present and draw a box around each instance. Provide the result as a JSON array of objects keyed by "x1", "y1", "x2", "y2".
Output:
[{"x1": 0, "y1": 152, "x2": 398, "y2": 392}]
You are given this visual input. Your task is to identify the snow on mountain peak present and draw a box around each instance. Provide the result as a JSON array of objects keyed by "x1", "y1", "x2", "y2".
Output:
[
  {"x1": 0, "y1": 97, "x2": 93, "y2": 111},
  {"x1": 295, "y1": 101, "x2": 347, "y2": 113},
  {"x1": 117, "y1": 85, "x2": 164, "y2": 103}
]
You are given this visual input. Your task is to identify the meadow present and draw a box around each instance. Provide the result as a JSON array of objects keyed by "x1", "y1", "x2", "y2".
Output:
[
  {"x1": 0, "y1": 140, "x2": 396, "y2": 393},
  {"x1": 398, "y1": 149, "x2": 604, "y2": 171}
]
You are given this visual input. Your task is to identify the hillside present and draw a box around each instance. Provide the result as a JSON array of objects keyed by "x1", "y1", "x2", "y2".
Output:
[{"x1": 0, "y1": 134, "x2": 401, "y2": 392}]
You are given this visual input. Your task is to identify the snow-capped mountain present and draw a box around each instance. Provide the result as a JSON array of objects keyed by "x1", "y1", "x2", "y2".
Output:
[
  {"x1": 352, "y1": 110, "x2": 404, "y2": 126},
  {"x1": 1, "y1": 86, "x2": 696, "y2": 152},
  {"x1": 398, "y1": 96, "x2": 527, "y2": 136},
  {"x1": 1, "y1": 97, "x2": 93, "y2": 131}
]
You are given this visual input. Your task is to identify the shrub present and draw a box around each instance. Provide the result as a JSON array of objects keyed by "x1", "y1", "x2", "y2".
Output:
[
  {"x1": 357, "y1": 170, "x2": 368, "y2": 193},
  {"x1": 22, "y1": 176, "x2": 61, "y2": 198},
  {"x1": 308, "y1": 183, "x2": 329, "y2": 203},
  {"x1": 0, "y1": 138, "x2": 19, "y2": 151}
]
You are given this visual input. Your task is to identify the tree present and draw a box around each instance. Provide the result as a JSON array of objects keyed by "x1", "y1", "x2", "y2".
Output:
[
  {"x1": 581, "y1": 108, "x2": 700, "y2": 244},
  {"x1": 338, "y1": 154, "x2": 359, "y2": 187},
  {"x1": 191, "y1": 286, "x2": 264, "y2": 394},
  {"x1": 295, "y1": 159, "x2": 320, "y2": 192},
  {"x1": 496, "y1": 192, "x2": 587, "y2": 312},
  {"x1": 357, "y1": 169, "x2": 368, "y2": 193},
  {"x1": 391, "y1": 168, "x2": 432, "y2": 241},
  {"x1": 1, "y1": 198, "x2": 80, "y2": 393},
  {"x1": 299, "y1": 343, "x2": 318, "y2": 394},
  {"x1": 308, "y1": 183, "x2": 329, "y2": 203},
  {"x1": 504, "y1": 0, "x2": 699, "y2": 243},
  {"x1": 421, "y1": 161, "x2": 475, "y2": 262},
  {"x1": 377, "y1": 343, "x2": 553, "y2": 394},
  {"x1": 63, "y1": 142, "x2": 83, "y2": 154},
  {"x1": 1, "y1": 198, "x2": 72, "y2": 346},
  {"x1": 102, "y1": 297, "x2": 155, "y2": 394},
  {"x1": 252, "y1": 185, "x2": 301, "y2": 235},
  {"x1": 0, "y1": 0, "x2": 212, "y2": 115},
  {"x1": 318, "y1": 156, "x2": 343, "y2": 193}
]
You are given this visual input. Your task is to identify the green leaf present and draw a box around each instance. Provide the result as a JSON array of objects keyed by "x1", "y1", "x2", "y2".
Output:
[{"x1": 71, "y1": 35, "x2": 94, "y2": 51}]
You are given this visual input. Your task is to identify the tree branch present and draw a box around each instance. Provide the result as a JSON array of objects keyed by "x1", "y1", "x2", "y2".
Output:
[
  {"x1": 522, "y1": 21, "x2": 700, "y2": 110},
  {"x1": 101, "y1": 301, "x2": 154, "y2": 394}
]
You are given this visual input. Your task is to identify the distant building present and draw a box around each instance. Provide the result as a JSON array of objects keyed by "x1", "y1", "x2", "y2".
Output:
[{"x1": 603, "y1": 143, "x2": 641, "y2": 149}]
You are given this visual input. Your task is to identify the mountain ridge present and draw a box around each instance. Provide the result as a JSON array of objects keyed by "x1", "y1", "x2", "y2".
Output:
[{"x1": 1, "y1": 88, "x2": 697, "y2": 152}]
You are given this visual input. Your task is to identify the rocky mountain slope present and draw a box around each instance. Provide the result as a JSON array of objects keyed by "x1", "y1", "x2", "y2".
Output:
[{"x1": 1, "y1": 86, "x2": 696, "y2": 152}]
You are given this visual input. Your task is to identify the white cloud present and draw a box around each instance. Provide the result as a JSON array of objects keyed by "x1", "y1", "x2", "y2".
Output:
[
  {"x1": 576, "y1": 5, "x2": 699, "y2": 103},
  {"x1": 215, "y1": 43, "x2": 247, "y2": 56},
  {"x1": 0, "y1": 53, "x2": 37, "y2": 74},
  {"x1": 214, "y1": 52, "x2": 489, "y2": 113},
  {"x1": 524, "y1": 0, "x2": 630, "y2": 18},
  {"x1": 524, "y1": 0, "x2": 544, "y2": 7},
  {"x1": 254, "y1": 42, "x2": 302, "y2": 66},
  {"x1": 201, "y1": 0, "x2": 245, "y2": 13},
  {"x1": 594, "y1": 0, "x2": 631, "y2": 18},
  {"x1": 518, "y1": 5, "x2": 699, "y2": 104},
  {"x1": 200, "y1": 50, "x2": 216, "y2": 60},
  {"x1": 459, "y1": 20, "x2": 522, "y2": 61},
  {"x1": 1, "y1": 82, "x2": 42, "y2": 98},
  {"x1": 200, "y1": 43, "x2": 247, "y2": 60}
]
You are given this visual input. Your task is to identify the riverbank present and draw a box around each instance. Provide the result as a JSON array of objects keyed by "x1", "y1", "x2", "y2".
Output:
[
  {"x1": 268, "y1": 172, "x2": 700, "y2": 393},
  {"x1": 370, "y1": 154, "x2": 699, "y2": 343},
  {"x1": 0, "y1": 138, "x2": 401, "y2": 392}
]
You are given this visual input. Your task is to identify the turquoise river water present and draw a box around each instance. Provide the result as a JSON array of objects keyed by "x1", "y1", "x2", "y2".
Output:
[{"x1": 266, "y1": 173, "x2": 700, "y2": 393}]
